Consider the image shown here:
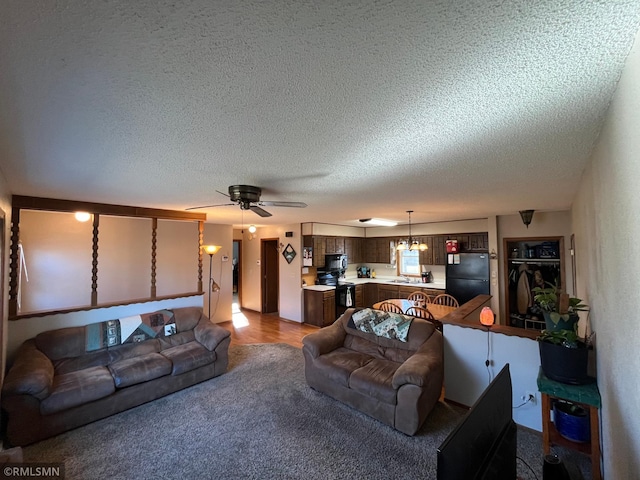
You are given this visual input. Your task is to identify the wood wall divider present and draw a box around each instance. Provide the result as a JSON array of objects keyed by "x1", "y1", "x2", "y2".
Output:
[{"x1": 9, "y1": 195, "x2": 207, "y2": 320}]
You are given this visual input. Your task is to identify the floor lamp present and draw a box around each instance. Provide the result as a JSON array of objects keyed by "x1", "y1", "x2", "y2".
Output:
[{"x1": 203, "y1": 245, "x2": 221, "y2": 319}]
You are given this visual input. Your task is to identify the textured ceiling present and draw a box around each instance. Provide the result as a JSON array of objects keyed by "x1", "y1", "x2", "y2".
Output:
[{"x1": 1, "y1": 1, "x2": 639, "y2": 227}]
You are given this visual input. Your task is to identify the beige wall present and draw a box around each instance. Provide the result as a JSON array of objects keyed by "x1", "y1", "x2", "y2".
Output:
[
  {"x1": 572, "y1": 30, "x2": 640, "y2": 478},
  {"x1": 238, "y1": 224, "x2": 303, "y2": 322}
]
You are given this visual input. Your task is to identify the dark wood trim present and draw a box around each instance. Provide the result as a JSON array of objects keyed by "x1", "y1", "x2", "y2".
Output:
[
  {"x1": 9, "y1": 292, "x2": 203, "y2": 320},
  {"x1": 440, "y1": 294, "x2": 539, "y2": 340},
  {"x1": 8, "y1": 207, "x2": 20, "y2": 317},
  {"x1": 151, "y1": 218, "x2": 157, "y2": 298},
  {"x1": 91, "y1": 214, "x2": 100, "y2": 306},
  {"x1": 197, "y1": 221, "x2": 204, "y2": 292},
  {"x1": 11, "y1": 195, "x2": 206, "y2": 221}
]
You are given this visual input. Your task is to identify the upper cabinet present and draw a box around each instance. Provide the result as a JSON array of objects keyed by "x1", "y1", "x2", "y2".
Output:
[{"x1": 303, "y1": 232, "x2": 488, "y2": 267}]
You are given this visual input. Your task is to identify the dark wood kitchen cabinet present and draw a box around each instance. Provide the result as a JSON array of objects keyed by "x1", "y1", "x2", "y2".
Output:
[
  {"x1": 364, "y1": 238, "x2": 395, "y2": 264},
  {"x1": 364, "y1": 283, "x2": 378, "y2": 306},
  {"x1": 354, "y1": 284, "x2": 364, "y2": 307},
  {"x1": 377, "y1": 284, "x2": 399, "y2": 302},
  {"x1": 325, "y1": 236, "x2": 345, "y2": 254},
  {"x1": 344, "y1": 237, "x2": 364, "y2": 264},
  {"x1": 304, "y1": 289, "x2": 336, "y2": 327}
]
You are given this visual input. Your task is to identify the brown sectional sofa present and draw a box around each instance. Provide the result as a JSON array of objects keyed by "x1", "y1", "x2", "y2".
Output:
[
  {"x1": 2, "y1": 306, "x2": 231, "y2": 446},
  {"x1": 302, "y1": 307, "x2": 444, "y2": 435}
]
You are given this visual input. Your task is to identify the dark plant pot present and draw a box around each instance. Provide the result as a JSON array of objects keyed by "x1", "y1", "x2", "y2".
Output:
[
  {"x1": 539, "y1": 340, "x2": 589, "y2": 385},
  {"x1": 553, "y1": 400, "x2": 590, "y2": 443},
  {"x1": 542, "y1": 311, "x2": 579, "y2": 332}
]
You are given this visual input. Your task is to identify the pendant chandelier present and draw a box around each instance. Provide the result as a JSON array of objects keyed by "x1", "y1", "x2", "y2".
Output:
[{"x1": 396, "y1": 210, "x2": 428, "y2": 251}]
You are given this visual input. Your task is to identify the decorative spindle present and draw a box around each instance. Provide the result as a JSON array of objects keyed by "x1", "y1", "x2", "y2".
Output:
[{"x1": 91, "y1": 214, "x2": 100, "y2": 306}]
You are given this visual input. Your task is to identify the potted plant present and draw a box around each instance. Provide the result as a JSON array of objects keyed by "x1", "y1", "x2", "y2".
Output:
[
  {"x1": 553, "y1": 400, "x2": 591, "y2": 443},
  {"x1": 532, "y1": 281, "x2": 588, "y2": 332},
  {"x1": 537, "y1": 329, "x2": 591, "y2": 385}
]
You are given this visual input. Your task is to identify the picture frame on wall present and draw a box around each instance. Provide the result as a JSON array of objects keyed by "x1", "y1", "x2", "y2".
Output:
[{"x1": 283, "y1": 243, "x2": 296, "y2": 264}]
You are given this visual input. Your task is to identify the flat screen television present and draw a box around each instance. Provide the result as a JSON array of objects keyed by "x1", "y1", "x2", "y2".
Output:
[{"x1": 437, "y1": 364, "x2": 517, "y2": 480}]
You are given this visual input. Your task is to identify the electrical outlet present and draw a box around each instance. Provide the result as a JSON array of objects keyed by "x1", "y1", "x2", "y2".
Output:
[{"x1": 524, "y1": 391, "x2": 537, "y2": 405}]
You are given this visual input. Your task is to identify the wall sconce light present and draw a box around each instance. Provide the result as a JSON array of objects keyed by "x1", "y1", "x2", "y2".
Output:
[
  {"x1": 489, "y1": 249, "x2": 497, "y2": 260},
  {"x1": 203, "y1": 245, "x2": 221, "y2": 319},
  {"x1": 74, "y1": 211, "x2": 91, "y2": 222},
  {"x1": 519, "y1": 210, "x2": 535, "y2": 228},
  {"x1": 248, "y1": 225, "x2": 257, "y2": 234}
]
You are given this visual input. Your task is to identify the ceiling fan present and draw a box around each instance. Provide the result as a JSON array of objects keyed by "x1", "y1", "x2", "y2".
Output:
[{"x1": 187, "y1": 185, "x2": 307, "y2": 218}]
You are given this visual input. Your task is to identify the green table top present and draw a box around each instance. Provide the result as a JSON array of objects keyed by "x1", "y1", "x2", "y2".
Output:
[{"x1": 537, "y1": 367, "x2": 601, "y2": 408}]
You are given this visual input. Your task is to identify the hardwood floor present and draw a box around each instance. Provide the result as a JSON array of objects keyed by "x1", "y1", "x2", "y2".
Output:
[{"x1": 219, "y1": 307, "x2": 319, "y2": 349}]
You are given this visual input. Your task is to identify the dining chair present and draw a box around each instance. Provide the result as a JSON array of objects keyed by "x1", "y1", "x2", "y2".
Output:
[
  {"x1": 433, "y1": 293, "x2": 460, "y2": 308},
  {"x1": 406, "y1": 291, "x2": 431, "y2": 307},
  {"x1": 404, "y1": 306, "x2": 443, "y2": 332},
  {"x1": 377, "y1": 301, "x2": 404, "y2": 314}
]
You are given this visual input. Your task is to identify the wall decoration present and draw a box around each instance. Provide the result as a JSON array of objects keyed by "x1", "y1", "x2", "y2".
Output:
[{"x1": 283, "y1": 243, "x2": 296, "y2": 264}]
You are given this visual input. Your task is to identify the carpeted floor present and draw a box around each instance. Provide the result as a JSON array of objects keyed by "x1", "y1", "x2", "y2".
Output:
[{"x1": 23, "y1": 343, "x2": 591, "y2": 479}]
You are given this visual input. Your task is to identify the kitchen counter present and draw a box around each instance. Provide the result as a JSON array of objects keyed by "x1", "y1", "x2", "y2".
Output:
[
  {"x1": 303, "y1": 284, "x2": 337, "y2": 292},
  {"x1": 303, "y1": 277, "x2": 446, "y2": 290}
]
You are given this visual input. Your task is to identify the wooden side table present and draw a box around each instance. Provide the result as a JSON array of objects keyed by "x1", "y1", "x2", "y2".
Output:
[{"x1": 537, "y1": 368, "x2": 601, "y2": 480}]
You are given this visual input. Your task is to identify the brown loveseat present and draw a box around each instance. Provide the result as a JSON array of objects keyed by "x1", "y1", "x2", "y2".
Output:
[
  {"x1": 302, "y1": 307, "x2": 443, "y2": 435},
  {"x1": 2, "y1": 306, "x2": 230, "y2": 446}
]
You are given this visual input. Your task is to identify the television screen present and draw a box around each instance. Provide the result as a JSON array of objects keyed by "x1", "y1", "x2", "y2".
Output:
[{"x1": 437, "y1": 364, "x2": 517, "y2": 480}]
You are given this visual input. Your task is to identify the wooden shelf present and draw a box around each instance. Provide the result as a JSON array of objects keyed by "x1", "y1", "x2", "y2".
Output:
[{"x1": 538, "y1": 369, "x2": 601, "y2": 480}]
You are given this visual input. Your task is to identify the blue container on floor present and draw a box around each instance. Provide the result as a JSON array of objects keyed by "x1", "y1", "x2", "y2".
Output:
[{"x1": 554, "y1": 400, "x2": 590, "y2": 443}]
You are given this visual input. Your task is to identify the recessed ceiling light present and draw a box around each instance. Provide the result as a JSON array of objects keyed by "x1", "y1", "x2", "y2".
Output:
[{"x1": 358, "y1": 218, "x2": 398, "y2": 227}]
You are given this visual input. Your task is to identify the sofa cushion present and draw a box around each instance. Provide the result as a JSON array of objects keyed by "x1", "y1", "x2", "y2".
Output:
[
  {"x1": 159, "y1": 331, "x2": 196, "y2": 350},
  {"x1": 108, "y1": 352, "x2": 172, "y2": 388},
  {"x1": 40, "y1": 366, "x2": 115, "y2": 415},
  {"x1": 161, "y1": 341, "x2": 216, "y2": 375},
  {"x1": 349, "y1": 358, "x2": 400, "y2": 405},
  {"x1": 35, "y1": 327, "x2": 87, "y2": 360},
  {"x1": 172, "y1": 307, "x2": 203, "y2": 332},
  {"x1": 54, "y1": 349, "x2": 111, "y2": 375},
  {"x1": 108, "y1": 339, "x2": 161, "y2": 363},
  {"x1": 314, "y1": 347, "x2": 373, "y2": 387}
]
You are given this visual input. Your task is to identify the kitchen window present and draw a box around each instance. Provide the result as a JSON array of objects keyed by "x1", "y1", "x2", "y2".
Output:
[{"x1": 398, "y1": 250, "x2": 420, "y2": 276}]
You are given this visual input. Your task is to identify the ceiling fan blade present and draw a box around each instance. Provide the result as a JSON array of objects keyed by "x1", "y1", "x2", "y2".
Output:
[
  {"x1": 249, "y1": 205, "x2": 272, "y2": 217},
  {"x1": 216, "y1": 189, "x2": 230, "y2": 198},
  {"x1": 259, "y1": 201, "x2": 307, "y2": 208},
  {"x1": 186, "y1": 203, "x2": 235, "y2": 210}
]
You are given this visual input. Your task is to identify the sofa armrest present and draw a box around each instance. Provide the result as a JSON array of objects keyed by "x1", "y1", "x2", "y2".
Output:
[
  {"x1": 392, "y1": 330, "x2": 443, "y2": 389},
  {"x1": 2, "y1": 340, "x2": 54, "y2": 400},
  {"x1": 194, "y1": 318, "x2": 231, "y2": 351},
  {"x1": 302, "y1": 321, "x2": 346, "y2": 359}
]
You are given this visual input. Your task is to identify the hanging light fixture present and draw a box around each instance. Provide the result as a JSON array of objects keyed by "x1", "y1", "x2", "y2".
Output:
[
  {"x1": 519, "y1": 210, "x2": 535, "y2": 228},
  {"x1": 396, "y1": 210, "x2": 428, "y2": 251}
]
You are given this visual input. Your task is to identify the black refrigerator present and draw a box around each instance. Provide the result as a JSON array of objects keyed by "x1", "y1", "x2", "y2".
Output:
[{"x1": 446, "y1": 253, "x2": 490, "y2": 305}]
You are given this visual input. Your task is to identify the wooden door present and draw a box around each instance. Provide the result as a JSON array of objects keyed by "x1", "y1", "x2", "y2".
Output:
[{"x1": 261, "y1": 239, "x2": 279, "y2": 313}]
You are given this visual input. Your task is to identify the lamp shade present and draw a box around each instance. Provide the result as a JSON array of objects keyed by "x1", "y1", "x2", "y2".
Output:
[
  {"x1": 519, "y1": 210, "x2": 535, "y2": 228},
  {"x1": 480, "y1": 306, "x2": 495, "y2": 326},
  {"x1": 203, "y1": 245, "x2": 221, "y2": 255}
]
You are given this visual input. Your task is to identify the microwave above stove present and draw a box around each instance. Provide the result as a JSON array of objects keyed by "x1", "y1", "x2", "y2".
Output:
[{"x1": 325, "y1": 254, "x2": 347, "y2": 271}]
